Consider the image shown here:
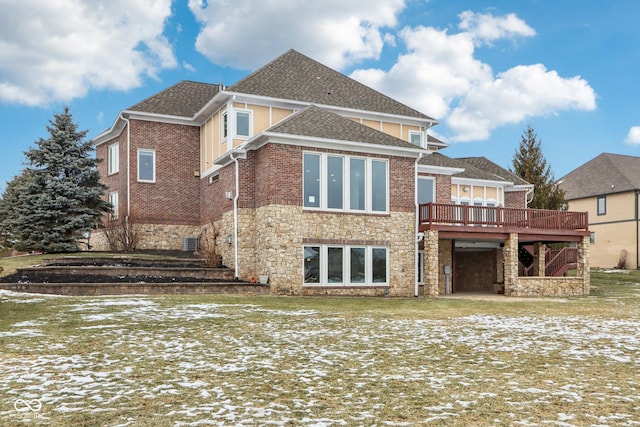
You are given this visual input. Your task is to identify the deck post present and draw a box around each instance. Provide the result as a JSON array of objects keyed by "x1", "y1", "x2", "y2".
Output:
[
  {"x1": 424, "y1": 230, "x2": 440, "y2": 298},
  {"x1": 503, "y1": 233, "x2": 519, "y2": 296},
  {"x1": 577, "y1": 235, "x2": 591, "y2": 295},
  {"x1": 533, "y1": 242, "x2": 546, "y2": 277}
]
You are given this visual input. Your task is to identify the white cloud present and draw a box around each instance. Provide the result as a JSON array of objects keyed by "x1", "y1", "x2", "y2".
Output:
[
  {"x1": 351, "y1": 12, "x2": 596, "y2": 142},
  {"x1": 625, "y1": 126, "x2": 640, "y2": 145},
  {"x1": 458, "y1": 10, "x2": 536, "y2": 45},
  {"x1": 0, "y1": 0, "x2": 176, "y2": 107},
  {"x1": 187, "y1": 0, "x2": 405, "y2": 70},
  {"x1": 448, "y1": 64, "x2": 596, "y2": 141}
]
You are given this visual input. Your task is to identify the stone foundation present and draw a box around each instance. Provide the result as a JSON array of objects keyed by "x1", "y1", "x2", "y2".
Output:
[
  {"x1": 90, "y1": 223, "x2": 200, "y2": 251},
  {"x1": 510, "y1": 277, "x2": 588, "y2": 297}
]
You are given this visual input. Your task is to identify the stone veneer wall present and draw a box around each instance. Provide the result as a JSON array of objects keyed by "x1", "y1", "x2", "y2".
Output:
[
  {"x1": 510, "y1": 277, "x2": 587, "y2": 297},
  {"x1": 437, "y1": 239, "x2": 452, "y2": 295},
  {"x1": 423, "y1": 231, "x2": 439, "y2": 297},
  {"x1": 90, "y1": 224, "x2": 201, "y2": 251},
  {"x1": 246, "y1": 205, "x2": 416, "y2": 296}
]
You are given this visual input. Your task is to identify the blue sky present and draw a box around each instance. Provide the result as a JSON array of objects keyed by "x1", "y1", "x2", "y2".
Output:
[{"x1": 1, "y1": 0, "x2": 639, "y2": 193}]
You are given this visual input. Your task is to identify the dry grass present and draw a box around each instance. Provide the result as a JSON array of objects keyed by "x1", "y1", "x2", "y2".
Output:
[{"x1": 0, "y1": 269, "x2": 639, "y2": 426}]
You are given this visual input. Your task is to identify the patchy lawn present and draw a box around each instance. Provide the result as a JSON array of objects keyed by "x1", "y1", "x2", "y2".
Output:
[{"x1": 0, "y1": 271, "x2": 639, "y2": 426}]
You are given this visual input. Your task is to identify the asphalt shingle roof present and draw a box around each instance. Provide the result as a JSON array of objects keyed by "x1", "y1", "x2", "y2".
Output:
[
  {"x1": 128, "y1": 81, "x2": 219, "y2": 117},
  {"x1": 228, "y1": 49, "x2": 433, "y2": 121},
  {"x1": 268, "y1": 105, "x2": 422, "y2": 149},
  {"x1": 558, "y1": 153, "x2": 640, "y2": 200},
  {"x1": 420, "y1": 153, "x2": 530, "y2": 184},
  {"x1": 456, "y1": 156, "x2": 530, "y2": 186}
]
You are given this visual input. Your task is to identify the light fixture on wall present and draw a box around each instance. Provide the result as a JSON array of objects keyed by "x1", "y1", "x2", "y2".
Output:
[
  {"x1": 226, "y1": 235, "x2": 232, "y2": 245},
  {"x1": 463, "y1": 186, "x2": 470, "y2": 192}
]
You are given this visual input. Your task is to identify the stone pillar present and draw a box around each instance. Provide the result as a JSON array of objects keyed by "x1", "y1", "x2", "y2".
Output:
[
  {"x1": 577, "y1": 235, "x2": 591, "y2": 295},
  {"x1": 533, "y1": 242, "x2": 546, "y2": 277},
  {"x1": 424, "y1": 230, "x2": 439, "y2": 298},
  {"x1": 503, "y1": 233, "x2": 519, "y2": 296}
]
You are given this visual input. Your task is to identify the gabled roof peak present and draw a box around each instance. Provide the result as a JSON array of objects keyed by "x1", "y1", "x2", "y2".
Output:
[{"x1": 228, "y1": 49, "x2": 434, "y2": 121}]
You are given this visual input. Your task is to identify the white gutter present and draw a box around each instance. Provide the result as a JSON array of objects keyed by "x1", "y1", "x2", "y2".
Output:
[
  {"x1": 414, "y1": 151, "x2": 425, "y2": 297},
  {"x1": 119, "y1": 113, "x2": 131, "y2": 218},
  {"x1": 230, "y1": 152, "x2": 240, "y2": 280}
]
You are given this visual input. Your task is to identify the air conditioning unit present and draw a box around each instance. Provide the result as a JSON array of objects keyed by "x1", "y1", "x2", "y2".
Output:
[{"x1": 182, "y1": 237, "x2": 198, "y2": 252}]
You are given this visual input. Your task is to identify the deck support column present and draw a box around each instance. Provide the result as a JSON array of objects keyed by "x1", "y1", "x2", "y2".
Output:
[
  {"x1": 577, "y1": 235, "x2": 591, "y2": 294},
  {"x1": 503, "y1": 233, "x2": 519, "y2": 296},
  {"x1": 424, "y1": 230, "x2": 440, "y2": 298},
  {"x1": 533, "y1": 242, "x2": 546, "y2": 276}
]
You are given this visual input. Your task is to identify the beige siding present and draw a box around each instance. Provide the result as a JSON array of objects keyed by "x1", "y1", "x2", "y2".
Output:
[
  {"x1": 362, "y1": 119, "x2": 381, "y2": 131},
  {"x1": 568, "y1": 191, "x2": 639, "y2": 269},
  {"x1": 381, "y1": 122, "x2": 401, "y2": 139},
  {"x1": 402, "y1": 124, "x2": 421, "y2": 141},
  {"x1": 272, "y1": 107, "x2": 294, "y2": 125},
  {"x1": 252, "y1": 104, "x2": 271, "y2": 134},
  {"x1": 451, "y1": 184, "x2": 502, "y2": 205}
]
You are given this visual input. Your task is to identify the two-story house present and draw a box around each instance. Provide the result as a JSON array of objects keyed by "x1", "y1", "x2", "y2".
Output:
[
  {"x1": 559, "y1": 153, "x2": 640, "y2": 270},
  {"x1": 92, "y1": 49, "x2": 590, "y2": 297}
]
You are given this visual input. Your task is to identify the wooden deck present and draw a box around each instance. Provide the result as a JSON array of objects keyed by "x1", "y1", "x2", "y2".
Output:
[{"x1": 419, "y1": 203, "x2": 589, "y2": 241}]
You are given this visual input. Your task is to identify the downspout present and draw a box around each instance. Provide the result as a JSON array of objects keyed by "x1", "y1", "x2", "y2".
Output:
[
  {"x1": 119, "y1": 113, "x2": 131, "y2": 218},
  {"x1": 414, "y1": 151, "x2": 425, "y2": 297},
  {"x1": 230, "y1": 152, "x2": 240, "y2": 280}
]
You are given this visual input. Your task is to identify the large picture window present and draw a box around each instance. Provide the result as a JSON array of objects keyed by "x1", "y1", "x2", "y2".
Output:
[
  {"x1": 138, "y1": 149, "x2": 155, "y2": 182},
  {"x1": 108, "y1": 143, "x2": 119, "y2": 175},
  {"x1": 303, "y1": 152, "x2": 388, "y2": 213},
  {"x1": 303, "y1": 245, "x2": 388, "y2": 286}
]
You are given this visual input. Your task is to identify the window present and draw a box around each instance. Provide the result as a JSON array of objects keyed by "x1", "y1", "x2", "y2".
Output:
[
  {"x1": 418, "y1": 177, "x2": 435, "y2": 204},
  {"x1": 303, "y1": 152, "x2": 388, "y2": 213},
  {"x1": 409, "y1": 131, "x2": 422, "y2": 147},
  {"x1": 222, "y1": 109, "x2": 252, "y2": 139},
  {"x1": 236, "y1": 110, "x2": 252, "y2": 138},
  {"x1": 108, "y1": 143, "x2": 119, "y2": 175},
  {"x1": 138, "y1": 149, "x2": 155, "y2": 182},
  {"x1": 597, "y1": 196, "x2": 606, "y2": 215},
  {"x1": 222, "y1": 112, "x2": 228, "y2": 139},
  {"x1": 108, "y1": 192, "x2": 118, "y2": 219},
  {"x1": 303, "y1": 245, "x2": 388, "y2": 285},
  {"x1": 590, "y1": 232, "x2": 596, "y2": 244}
]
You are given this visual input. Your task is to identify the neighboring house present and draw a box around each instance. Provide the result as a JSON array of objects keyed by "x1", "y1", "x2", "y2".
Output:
[
  {"x1": 558, "y1": 153, "x2": 640, "y2": 269},
  {"x1": 92, "y1": 49, "x2": 590, "y2": 297}
]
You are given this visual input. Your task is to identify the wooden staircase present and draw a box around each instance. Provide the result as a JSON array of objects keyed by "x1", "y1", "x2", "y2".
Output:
[{"x1": 519, "y1": 245, "x2": 577, "y2": 277}]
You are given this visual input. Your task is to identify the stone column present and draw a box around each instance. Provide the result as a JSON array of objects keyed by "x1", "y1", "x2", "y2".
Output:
[
  {"x1": 503, "y1": 233, "x2": 519, "y2": 296},
  {"x1": 533, "y1": 242, "x2": 546, "y2": 277},
  {"x1": 424, "y1": 230, "x2": 440, "y2": 298},
  {"x1": 577, "y1": 235, "x2": 591, "y2": 295}
]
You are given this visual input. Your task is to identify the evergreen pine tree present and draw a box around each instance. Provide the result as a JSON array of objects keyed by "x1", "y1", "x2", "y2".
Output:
[
  {"x1": 511, "y1": 125, "x2": 565, "y2": 210},
  {"x1": 0, "y1": 107, "x2": 110, "y2": 253}
]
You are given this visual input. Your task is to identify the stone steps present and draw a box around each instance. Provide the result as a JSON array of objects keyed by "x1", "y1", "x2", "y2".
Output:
[{"x1": 1, "y1": 282, "x2": 270, "y2": 296}]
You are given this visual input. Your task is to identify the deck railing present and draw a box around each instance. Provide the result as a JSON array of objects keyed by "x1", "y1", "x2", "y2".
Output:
[{"x1": 419, "y1": 203, "x2": 588, "y2": 231}]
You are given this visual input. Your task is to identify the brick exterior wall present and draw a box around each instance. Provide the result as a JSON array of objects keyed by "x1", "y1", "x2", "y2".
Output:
[
  {"x1": 96, "y1": 131, "x2": 128, "y2": 218},
  {"x1": 419, "y1": 173, "x2": 451, "y2": 204},
  {"x1": 128, "y1": 119, "x2": 201, "y2": 225},
  {"x1": 505, "y1": 190, "x2": 528, "y2": 208}
]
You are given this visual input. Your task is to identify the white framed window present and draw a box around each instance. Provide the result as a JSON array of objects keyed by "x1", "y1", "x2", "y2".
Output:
[
  {"x1": 418, "y1": 177, "x2": 435, "y2": 204},
  {"x1": 235, "y1": 110, "x2": 252, "y2": 138},
  {"x1": 303, "y1": 152, "x2": 388, "y2": 213},
  {"x1": 108, "y1": 191, "x2": 119, "y2": 219},
  {"x1": 303, "y1": 245, "x2": 388, "y2": 286},
  {"x1": 221, "y1": 111, "x2": 228, "y2": 140},
  {"x1": 108, "y1": 143, "x2": 119, "y2": 175},
  {"x1": 137, "y1": 149, "x2": 155, "y2": 182},
  {"x1": 597, "y1": 196, "x2": 606, "y2": 215},
  {"x1": 409, "y1": 130, "x2": 423, "y2": 147}
]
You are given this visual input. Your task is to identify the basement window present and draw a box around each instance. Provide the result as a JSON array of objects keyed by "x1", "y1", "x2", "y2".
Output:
[{"x1": 303, "y1": 245, "x2": 388, "y2": 286}]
